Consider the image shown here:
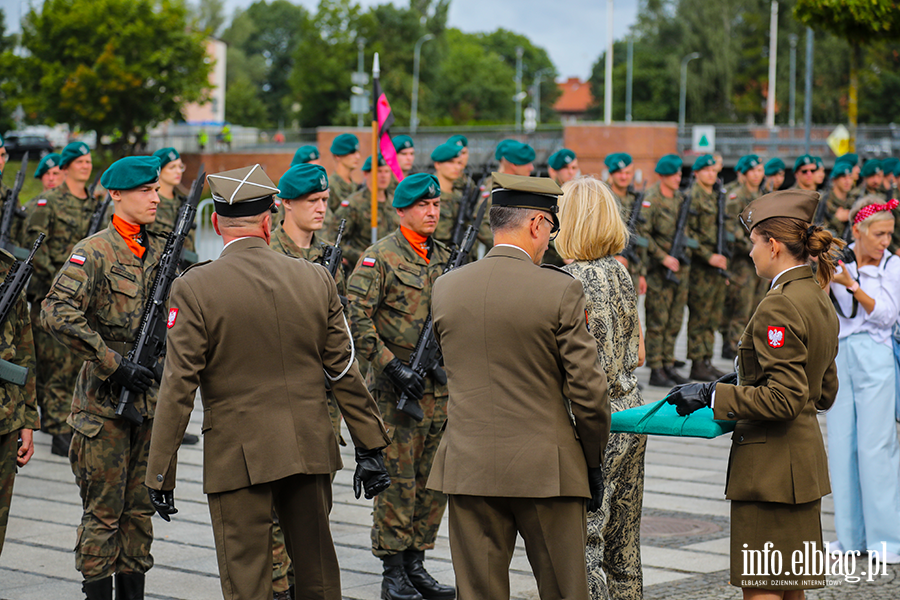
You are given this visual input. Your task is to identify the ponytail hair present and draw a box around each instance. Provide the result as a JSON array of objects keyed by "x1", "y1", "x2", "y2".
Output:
[{"x1": 753, "y1": 217, "x2": 845, "y2": 288}]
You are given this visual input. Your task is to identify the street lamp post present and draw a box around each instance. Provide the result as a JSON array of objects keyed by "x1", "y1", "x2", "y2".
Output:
[
  {"x1": 410, "y1": 33, "x2": 434, "y2": 135},
  {"x1": 356, "y1": 38, "x2": 366, "y2": 128},
  {"x1": 789, "y1": 33, "x2": 798, "y2": 127},
  {"x1": 515, "y1": 46, "x2": 524, "y2": 132},
  {"x1": 532, "y1": 68, "x2": 552, "y2": 126},
  {"x1": 679, "y1": 52, "x2": 701, "y2": 134}
]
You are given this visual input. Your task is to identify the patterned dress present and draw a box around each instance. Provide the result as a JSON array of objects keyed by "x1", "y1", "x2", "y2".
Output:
[{"x1": 564, "y1": 257, "x2": 647, "y2": 600}]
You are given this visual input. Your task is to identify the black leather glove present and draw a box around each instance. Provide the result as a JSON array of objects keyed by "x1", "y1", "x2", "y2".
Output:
[
  {"x1": 383, "y1": 358, "x2": 425, "y2": 401},
  {"x1": 353, "y1": 447, "x2": 391, "y2": 499},
  {"x1": 109, "y1": 359, "x2": 155, "y2": 394},
  {"x1": 666, "y1": 381, "x2": 717, "y2": 416},
  {"x1": 147, "y1": 488, "x2": 178, "y2": 521},
  {"x1": 587, "y1": 466, "x2": 605, "y2": 513},
  {"x1": 716, "y1": 371, "x2": 738, "y2": 386}
]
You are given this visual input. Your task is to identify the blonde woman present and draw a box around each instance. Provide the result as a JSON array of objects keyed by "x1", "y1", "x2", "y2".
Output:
[{"x1": 558, "y1": 176, "x2": 646, "y2": 600}]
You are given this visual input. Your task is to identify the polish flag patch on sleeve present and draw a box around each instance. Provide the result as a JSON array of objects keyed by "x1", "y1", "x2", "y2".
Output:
[
  {"x1": 167, "y1": 308, "x2": 179, "y2": 328},
  {"x1": 340, "y1": 200, "x2": 350, "y2": 207},
  {"x1": 642, "y1": 200, "x2": 651, "y2": 208},
  {"x1": 69, "y1": 254, "x2": 86, "y2": 266},
  {"x1": 767, "y1": 326, "x2": 785, "y2": 348},
  {"x1": 362, "y1": 257, "x2": 377, "y2": 267},
  {"x1": 37, "y1": 198, "x2": 47, "y2": 207}
]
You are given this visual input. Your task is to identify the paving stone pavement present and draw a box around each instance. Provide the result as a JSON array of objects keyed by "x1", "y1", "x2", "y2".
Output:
[{"x1": 2, "y1": 306, "x2": 899, "y2": 599}]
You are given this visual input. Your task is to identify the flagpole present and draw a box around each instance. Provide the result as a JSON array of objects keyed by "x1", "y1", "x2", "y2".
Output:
[{"x1": 371, "y1": 53, "x2": 380, "y2": 245}]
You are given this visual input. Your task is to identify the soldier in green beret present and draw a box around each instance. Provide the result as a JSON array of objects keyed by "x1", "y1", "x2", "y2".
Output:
[
  {"x1": 719, "y1": 154, "x2": 764, "y2": 360},
  {"x1": 430, "y1": 143, "x2": 465, "y2": 246},
  {"x1": 15, "y1": 153, "x2": 64, "y2": 247},
  {"x1": 151, "y1": 148, "x2": 197, "y2": 262},
  {"x1": 42, "y1": 155, "x2": 168, "y2": 599},
  {"x1": 328, "y1": 154, "x2": 397, "y2": 269},
  {"x1": 24, "y1": 140, "x2": 98, "y2": 457},
  {"x1": 474, "y1": 140, "x2": 537, "y2": 251},
  {"x1": 346, "y1": 172, "x2": 455, "y2": 600},
  {"x1": 685, "y1": 155, "x2": 728, "y2": 381},
  {"x1": 638, "y1": 154, "x2": 695, "y2": 387},
  {"x1": 387, "y1": 135, "x2": 416, "y2": 196},
  {"x1": 854, "y1": 159, "x2": 888, "y2": 201},
  {"x1": 547, "y1": 149, "x2": 579, "y2": 186},
  {"x1": 793, "y1": 155, "x2": 818, "y2": 192},
  {"x1": 763, "y1": 157, "x2": 786, "y2": 193},
  {"x1": 291, "y1": 145, "x2": 321, "y2": 166},
  {"x1": 329, "y1": 133, "x2": 361, "y2": 212},
  {"x1": 447, "y1": 135, "x2": 476, "y2": 193},
  {"x1": 605, "y1": 152, "x2": 648, "y2": 294}
]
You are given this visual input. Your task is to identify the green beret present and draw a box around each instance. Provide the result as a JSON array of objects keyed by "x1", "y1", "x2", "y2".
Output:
[
  {"x1": 278, "y1": 164, "x2": 328, "y2": 199},
  {"x1": 60, "y1": 141, "x2": 91, "y2": 168},
  {"x1": 291, "y1": 145, "x2": 320, "y2": 165},
  {"x1": 604, "y1": 153, "x2": 632, "y2": 174},
  {"x1": 764, "y1": 157, "x2": 785, "y2": 176},
  {"x1": 153, "y1": 147, "x2": 180, "y2": 169},
  {"x1": 881, "y1": 157, "x2": 899, "y2": 175},
  {"x1": 830, "y1": 161, "x2": 853, "y2": 179},
  {"x1": 498, "y1": 141, "x2": 536, "y2": 166},
  {"x1": 431, "y1": 143, "x2": 463, "y2": 163},
  {"x1": 548, "y1": 149, "x2": 577, "y2": 171},
  {"x1": 737, "y1": 154, "x2": 761, "y2": 174},
  {"x1": 894, "y1": 161, "x2": 900, "y2": 178},
  {"x1": 0, "y1": 134, "x2": 4, "y2": 148},
  {"x1": 447, "y1": 134, "x2": 468, "y2": 148},
  {"x1": 34, "y1": 153, "x2": 62, "y2": 179},
  {"x1": 812, "y1": 156, "x2": 824, "y2": 169},
  {"x1": 793, "y1": 154, "x2": 816, "y2": 172},
  {"x1": 393, "y1": 173, "x2": 440, "y2": 208},
  {"x1": 842, "y1": 153, "x2": 859, "y2": 166},
  {"x1": 655, "y1": 154, "x2": 683, "y2": 176},
  {"x1": 692, "y1": 154, "x2": 716, "y2": 172},
  {"x1": 100, "y1": 156, "x2": 161, "y2": 191},
  {"x1": 392, "y1": 135, "x2": 414, "y2": 151},
  {"x1": 362, "y1": 153, "x2": 386, "y2": 172},
  {"x1": 861, "y1": 159, "x2": 883, "y2": 178},
  {"x1": 330, "y1": 133, "x2": 359, "y2": 156},
  {"x1": 494, "y1": 139, "x2": 516, "y2": 160}
]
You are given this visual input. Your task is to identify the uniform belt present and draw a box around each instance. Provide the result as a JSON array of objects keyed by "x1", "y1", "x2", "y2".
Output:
[
  {"x1": 105, "y1": 341, "x2": 133, "y2": 357},
  {"x1": 384, "y1": 341, "x2": 413, "y2": 364}
]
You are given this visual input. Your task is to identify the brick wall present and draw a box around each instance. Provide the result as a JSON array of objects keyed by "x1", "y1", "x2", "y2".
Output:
[{"x1": 564, "y1": 122, "x2": 678, "y2": 185}]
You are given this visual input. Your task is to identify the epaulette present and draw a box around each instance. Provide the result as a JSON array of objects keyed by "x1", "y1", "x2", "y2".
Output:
[
  {"x1": 540, "y1": 263, "x2": 574, "y2": 277},
  {"x1": 180, "y1": 259, "x2": 212, "y2": 275}
]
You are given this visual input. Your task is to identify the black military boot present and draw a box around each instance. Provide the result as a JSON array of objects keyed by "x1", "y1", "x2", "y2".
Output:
[
  {"x1": 115, "y1": 571, "x2": 145, "y2": 600},
  {"x1": 403, "y1": 550, "x2": 456, "y2": 600},
  {"x1": 82, "y1": 576, "x2": 113, "y2": 600},
  {"x1": 689, "y1": 360, "x2": 717, "y2": 382},
  {"x1": 51, "y1": 431, "x2": 72, "y2": 457},
  {"x1": 648, "y1": 368, "x2": 676, "y2": 388},
  {"x1": 382, "y1": 554, "x2": 423, "y2": 600},
  {"x1": 664, "y1": 365, "x2": 691, "y2": 385},
  {"x1": 673, "y1": 359, "x2": 686, "y2": 368}
]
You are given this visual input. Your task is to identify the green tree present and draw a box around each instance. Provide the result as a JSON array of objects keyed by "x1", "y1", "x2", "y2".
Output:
[
  {"x1": 194, "y1": 0, "x2": 226, "y2": 36},
  {"x1": 20, "y1": 0, "x2": 212, "y2": 153},
  {"x1": 795, "y1": 0, "x2": 900, "y2": 149}
]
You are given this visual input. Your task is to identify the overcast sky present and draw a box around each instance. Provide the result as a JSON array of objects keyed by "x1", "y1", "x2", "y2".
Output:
[{"x1": 1, "y1": 0, "x2": 639, "y2": 80}]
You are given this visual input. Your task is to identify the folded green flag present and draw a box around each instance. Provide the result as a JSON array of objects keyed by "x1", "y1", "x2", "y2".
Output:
[{"x1": 610, "y1": 398, "x2": 736, "y2": 439}]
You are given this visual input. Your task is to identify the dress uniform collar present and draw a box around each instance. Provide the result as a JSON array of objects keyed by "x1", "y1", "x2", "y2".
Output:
[
  {"x1": 219, "y1": 236, "x2": 269, "y2": 259},
  {"x1": 770, "y1": 264, "x2": 813, "y2": 290},
  {"x1": 486, "y1": 245, "x2": 533, "y2": 263}
]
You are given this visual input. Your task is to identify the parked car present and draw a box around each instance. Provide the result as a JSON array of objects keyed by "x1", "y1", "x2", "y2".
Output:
[{"x1": 4, "y1": 134, "x2": 54, "y2": 160}]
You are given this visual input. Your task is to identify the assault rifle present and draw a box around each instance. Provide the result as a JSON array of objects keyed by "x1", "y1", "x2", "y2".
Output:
[
  {"x1": 115, "y1": 166, "x2": 205, "y2": 424},
  {"x1": 86, "y1": 193, "x2": 113, "y2": 237},
  {"x1": 0, "y1": 153, "x2": 30, "y2": 260},
  {"x1": 0, "y1": 234, "x2": 45, "y2": 385},
  {"x1": 621, "y1": 185, "x2": 648, "y2": 267},
  {"x1": 714, "y1": 180, "x2": 733, "y2": 280},
  {"x1": 319, "y1": 218, "x2": 345, "y2": 280},
  {"x1": 87, "y1": 170, "x2": 103, "y2": 201},
  {"x1": 396, "y1": 225, "x2": 477, "y2": 421},
  {"x1": 665, "y1": 184, "x2": 699, "y2": 286},
  {"x1": 451, "y1": 174, "x2": 489, "y2": 247}
]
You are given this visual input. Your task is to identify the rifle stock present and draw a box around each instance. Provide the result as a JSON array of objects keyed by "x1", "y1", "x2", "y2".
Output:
[
  {"x1": 0, "y1": 234, "x2": 45, "y2": 385},
  {"x1": 319, "y1": 219, "x2": 346, "y2": 280},
  {"x1": 0, "y1": 153, "x2": 30, "y2": 260}
]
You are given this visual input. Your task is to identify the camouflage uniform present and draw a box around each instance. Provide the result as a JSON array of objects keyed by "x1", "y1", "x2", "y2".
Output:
[
  {"x1": 0, "y1": 250, "x2": 39, "y2": 555},
  {"x1": 819, "y1": 187, "x2": 853, "y2": 237},
  {"x1": 328, "y1": 172, "x2": 357, "y2": 213},
  {"x1": 150, "y1": 191, "x2": 196, "y2": 256},
  {"x1": 432, "y1": 186, "x2": 463, "y2": 247},
  {"x1": 346, "y1": 229, "x2": 450, "y2": 559},
  {"x1": 719, "y1": 183, "x2": 760, "y2": 355},
  {"x1": 639, "y1": 183, "x2": 692, "y2": 369},
  {"x1": 41, "y1": 224, "x2": 166, "y2": 580},
  {"x1": 328, "y1": 187, "x2": 398, "y2": 268},
  {"x1": 686, "y1": 183, "x2": 727, "y2": 363},
  {"x1": 25, "y1": 184, "x2": 96, "y2": 438}
]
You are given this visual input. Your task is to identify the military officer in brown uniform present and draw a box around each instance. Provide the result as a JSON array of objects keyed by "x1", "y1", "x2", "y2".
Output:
[
  {"x1": 667, "y1": 189, "x2": 841, "y2": 595},
  {"x1": 346, "y1": 174, "x2": 455, "y2": 600},
  {"x1": 428, "y1": 173, "x2": 611, "y2": 600},
  {"x1": 144, "y1": 164, "x2": 392, "y2": 600},
  {"x1": 328, "y1": 133, "x2": 362, "y2": 212}
]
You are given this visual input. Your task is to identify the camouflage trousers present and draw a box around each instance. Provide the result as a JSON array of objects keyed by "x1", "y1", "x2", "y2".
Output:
[
  {"x1": 687, "y1": 264, "x2": 727, "y2": 361},
  {"x1": 585, "y1": 394, "x2": 647, "y2": 600},
  {"x1": 371, "y1": 389, "x2": 448, "y2": 558},
  {"x1": 719, "y1": 257, "x2": 757, "y2": 353},
  {"x1": 644, "y1": 266, "x2": 690, "y2": 369},
  {"x1": 271, "y1": 393, "x2": 343, "y2": 591},
  {"x1": 69, "y1": 414, "x2": 154, "y2": 580},
  {"x1": 33, "y1": 305, "x2": 78, "y2": 436},
  {"x1": 0, "y1": 431, "x2": 19, "y2": 556}
]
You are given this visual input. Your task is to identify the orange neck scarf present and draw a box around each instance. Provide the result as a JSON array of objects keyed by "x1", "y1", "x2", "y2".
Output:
[
  {"x1": 401, "y1": 226, "x2": 430, "y2": 263},
  {"x1": 112, "y1": 215, "x2": 146, "y2": 259}
]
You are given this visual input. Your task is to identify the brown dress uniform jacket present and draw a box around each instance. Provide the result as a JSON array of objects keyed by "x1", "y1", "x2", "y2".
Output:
[
  {"x1": 145, "y1": 237, "x2": 390, "y2": 494},
  {"x1": 427, "y1": 245, "x2": 611, "y2": 499},
  {"x1": 713, "y1": 265, "x2": 839, "y2": 504}
]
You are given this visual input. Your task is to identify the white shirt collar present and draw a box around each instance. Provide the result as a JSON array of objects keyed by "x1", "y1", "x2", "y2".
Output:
[
  {"x1": 771, "y1": 264, "x2": 806, "y2": 289},
  {"x1": 222, "y1": 236, "x2": 252, "y2": 252},
  {"x1": 495, "y1": 243, "x2": 532, "y2": 259}
]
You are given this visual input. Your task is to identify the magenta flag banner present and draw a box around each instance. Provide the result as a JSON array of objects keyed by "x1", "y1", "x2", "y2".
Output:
[{"x1": 374, "y1": 77, "x2": 403, "y2": 181}]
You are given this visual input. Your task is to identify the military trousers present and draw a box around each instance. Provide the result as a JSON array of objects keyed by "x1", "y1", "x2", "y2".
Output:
[
  {"x1": 208, "y1": 473, "x2": 340, "y2": 600},
  {"x1": 687, "y1": 263, "x2": 727, "y2": 361},
  {"x1": 0, "y1": 431, "x2": 19, "y2": 556},
  {"x1": 448, "y1": 494, "x2": 590, "y2": 600},
  {"x1": 644, "y1": 265, "x2": 690, "y2": 369},
  {"x1": 69, "y1": 414, "x2": 154, "y2": 580},
  {"x1": 719, "y1": 257, "x2": 757, "y2": 353},
  {"x1": 371, "y1": 389, "x2": 448, "y2": 558},
  {"x1": 32, "y1": 305, "x2": 77, "y2": 436}
]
